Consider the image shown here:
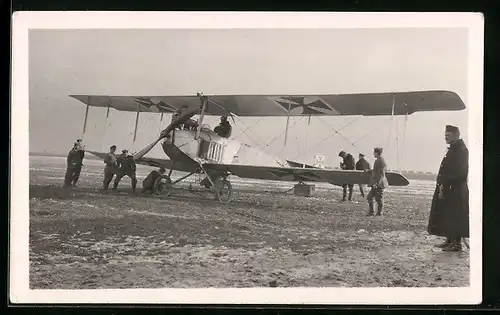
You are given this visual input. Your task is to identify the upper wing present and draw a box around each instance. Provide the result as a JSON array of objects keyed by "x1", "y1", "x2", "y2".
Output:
[
  {"x1": 203, "y1": 163, "x2": 409, "y2": 186},
  {"x1": 69, "y1": 90, "x2": 465, "y2": 117}
]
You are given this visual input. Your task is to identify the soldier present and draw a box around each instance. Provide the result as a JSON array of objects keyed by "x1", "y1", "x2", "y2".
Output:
[
  {"x1": 141, "y1": 167, "x2": 166, "y2": 194},
  {"x1": 214, "y1": 116, "x2": 232, "y2": 138},
  {"x1": 366, "y1": 147, "x2": 389, "y2": 216},
  {"x1": 113, "y1": 150, "x2": 138, "y2": 192},
  {"x1": 338, "y1": 150, "x2": 355, "y2": 201},
  {"x1": 71, "y1": 139, "x2": 86, "y2": 186},
  {"x1": 102, "y1": 145, "x2": 118, "y2": 190},
  {"x1": 356, "y1": 153, "x2": 371, "y2": 198},
  {"x1": 64, "y1": 142, "x2": 84, "y2": 187},
  {"x1": 427, "y1": 125, "x2": 469, "y2": 252}
]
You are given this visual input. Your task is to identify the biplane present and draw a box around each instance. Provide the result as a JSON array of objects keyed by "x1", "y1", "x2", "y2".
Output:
[{"x1": 70, "y1": 90, "x2": 466, "y2": 202}]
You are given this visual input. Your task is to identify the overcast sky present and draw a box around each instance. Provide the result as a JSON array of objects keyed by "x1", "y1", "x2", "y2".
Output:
[{"x1": 28, "y1": 28, "x2": 469, "y2": 172}]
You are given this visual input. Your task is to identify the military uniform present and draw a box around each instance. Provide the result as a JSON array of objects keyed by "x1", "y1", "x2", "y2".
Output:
[
  {"x1": 367, "y1": 153, "x2": 388, "y2": 216},
  {"x1": 214, "y1": 119, "x2": 232, "y2": 138},
  {"x1": 102, "y1": 151, "x2": 118, "y2": 190},
  {"x1": 428, "y1": 136, "x2": 469, "y2": 251},
  {"x1": 64, "y1": 146, "x2": 84, "y2": 187},
  {"x1": 72, "y1": 144, "x2": 85, "y2": 186},
  {"x1": 339, "y1": 151, "x2": 355, "y2": 201},
  {"x1": 356, "y1": 156, "x2": 371, "y2": 198},
  {"x1": 113, "y1": 154, "x2": 138, "y2": 192}
]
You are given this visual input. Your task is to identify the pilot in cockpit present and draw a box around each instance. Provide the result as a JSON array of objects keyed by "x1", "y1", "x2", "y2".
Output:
[{"x1": 214, "y1": 116, "x2": 232, "y2": 138}]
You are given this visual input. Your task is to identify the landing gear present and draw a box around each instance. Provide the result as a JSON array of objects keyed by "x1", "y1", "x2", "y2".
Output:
[
  {"x1": 151, "y1": 165, "x2": 233, "y2": 203},
  {"x1": 198, "y1": 164, "x2": 233, "y2": 203},
  {"x1": 213, "y1": 177, "x2": 233, "y2": 203}
]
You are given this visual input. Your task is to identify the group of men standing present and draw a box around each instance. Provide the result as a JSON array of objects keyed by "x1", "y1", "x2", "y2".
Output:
[
  {"x1": 102, "y1": 145, "x2": 168, "y2": 194},
  {"x1": 102, "y1": 146, "x2": 139, "y2": 192},
  {"x1": 337, "y1": 124, "x2": 469, "y2": 252},
  {"x1": 338, "y1": 147, "x2": 388, "y2": 216}
]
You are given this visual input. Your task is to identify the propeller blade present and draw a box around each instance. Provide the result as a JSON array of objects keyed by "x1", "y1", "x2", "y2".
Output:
[
  {"x1": 133, "y1": 108, "x2": 200, "y2": 161},
  {"x1": 133, "y1": 138, "x2": 162, "y2": 160}
]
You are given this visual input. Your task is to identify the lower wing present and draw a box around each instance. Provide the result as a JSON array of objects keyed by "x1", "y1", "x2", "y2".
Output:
[{"x1": 204, "y1": 163, "x2": 409, "y2": 186}]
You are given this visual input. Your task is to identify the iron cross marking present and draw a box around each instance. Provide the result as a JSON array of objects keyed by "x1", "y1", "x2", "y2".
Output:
[{"x1": 275, "y1": 96, "x2": 333, "y2": 115}]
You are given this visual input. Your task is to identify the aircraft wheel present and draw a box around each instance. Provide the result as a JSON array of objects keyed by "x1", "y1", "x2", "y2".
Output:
[
  {"x1": 214, "y1": 178, "x2": 232, "y2": 203},
  {"x1": 153, "y1": 174, "x2": 172, "y2": 196}
]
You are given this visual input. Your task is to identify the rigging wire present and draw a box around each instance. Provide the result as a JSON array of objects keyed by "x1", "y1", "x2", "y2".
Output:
[
  {"x1": 288, "y1": 116, "x2": 361, "y2": 162},
  {"x1": 234, "y1": 117, "x2": 266, "y2": 139},
  {"x1": 231, "y1": 115, "x2": 286, "y2": 166},
  {"x1": 351, "y1": 117, "x2": 393, "y2": 145},
  {"x1": 316, "y1": 116, "x2": 362, "y2": 147},
  {"x1": 232, "y1": 116, "x2": 269, "y2": 151},
  {"x1": 265, "y1": 115, "x2": 307, "y2": 148}
]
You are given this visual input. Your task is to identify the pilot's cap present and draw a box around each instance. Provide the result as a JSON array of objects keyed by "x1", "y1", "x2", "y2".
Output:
[
  {"x1": 110, "y1": 145, "x2": 117, "y2": 150},
  {"x1": 445, "y1": 125, "x2": 460, "y2": 134},
  {"x1": 122, "y1": 149, "x2": 129, "y2": 154},
  {"x1": 338, "y1": 150, "x2": 346, "y2": 157}
]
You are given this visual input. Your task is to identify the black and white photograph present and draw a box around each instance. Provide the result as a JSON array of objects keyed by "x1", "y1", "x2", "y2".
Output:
[{"x1": 10, "y1": 12, "x2": 483, "y2": 304}]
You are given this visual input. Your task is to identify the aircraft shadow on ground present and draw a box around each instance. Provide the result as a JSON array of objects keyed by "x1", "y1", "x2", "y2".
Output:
[{"x1": 28, "y1": 184, "x2": 267, "y2": 208}]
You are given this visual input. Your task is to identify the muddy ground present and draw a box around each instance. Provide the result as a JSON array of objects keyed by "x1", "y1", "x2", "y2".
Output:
[{"x1": 28, "y1": 156, "x2": 469, "y2": 289}]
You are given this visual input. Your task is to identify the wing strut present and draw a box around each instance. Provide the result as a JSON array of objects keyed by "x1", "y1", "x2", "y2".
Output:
[
  {"x1": 387, "y1": 94, "x2": 396, "y2": 151},
  {"x1": 305, "y1": 114, "x2": 311, "y2": 165},
  {"x1": 102, "y1": 105, "x2": 111, "y2": 151},
  {"x1": 132, "y1": 101, "x2": 140, "y2": 150},
  {"x1": 195, "y1": 93, "x2": 208, "y2": 140},
  {"x1": 284, "y1": 99, "x2": 291, "y2": 146},
  {"x1": 399, "y1": 102, "x2": 409, "y2": 171},
  {"x1": 81, "y1": 96, "x2": 91, "y2": 141}
]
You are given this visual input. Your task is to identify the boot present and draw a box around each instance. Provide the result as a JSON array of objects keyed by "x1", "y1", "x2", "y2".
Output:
[
  {"x1": 367, "y1": 202, "x2": 374, "y2": 216},
  {"x1": 348, "y1": 189, "x2": 353, "y2": 202},
  {"x1": 342, "y1": 188, "x2": 347, "y2": 202},
  {"x1": 442, "y1": 239, "x2": 462, "y2": 252},
  {"x1": 376, "y1": 202, "x2": 383, "y2": 216},
  {"x1": 434, "y1": 237, "x2": 451, "y2": 248}
]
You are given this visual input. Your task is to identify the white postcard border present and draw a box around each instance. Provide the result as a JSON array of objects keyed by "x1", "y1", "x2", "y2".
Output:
[{"x1": 10, "y1": 11, "x2": 484, "y2": 305}]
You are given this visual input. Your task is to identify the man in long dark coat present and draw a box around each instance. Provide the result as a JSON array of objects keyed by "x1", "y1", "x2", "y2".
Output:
[{"x1": 427, "y1": 125, "x2": 469, "y2": 252}]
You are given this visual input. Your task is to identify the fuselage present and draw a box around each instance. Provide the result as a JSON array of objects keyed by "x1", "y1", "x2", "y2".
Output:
[{"x1": 162, "y1": 127, "x2": 290, "y2": 168}]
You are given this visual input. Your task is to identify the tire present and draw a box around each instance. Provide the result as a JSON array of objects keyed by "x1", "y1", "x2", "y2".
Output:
[
  {"x1": 153, "y1": 174, "x2": 172, "y2": 196},
  {"x1": 214, "y1": 178, "x2": 232, "y2": 203}
]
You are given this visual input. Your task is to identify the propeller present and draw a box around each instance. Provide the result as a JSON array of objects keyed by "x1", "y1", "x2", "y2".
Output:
[{"x1": 132, "y1": 107, "x2": 200, "y2": 161}]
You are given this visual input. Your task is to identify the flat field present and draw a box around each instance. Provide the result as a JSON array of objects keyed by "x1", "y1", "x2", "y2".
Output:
[{"x1": 28, "y1": 155, "x2": 469, "y2": 289}]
